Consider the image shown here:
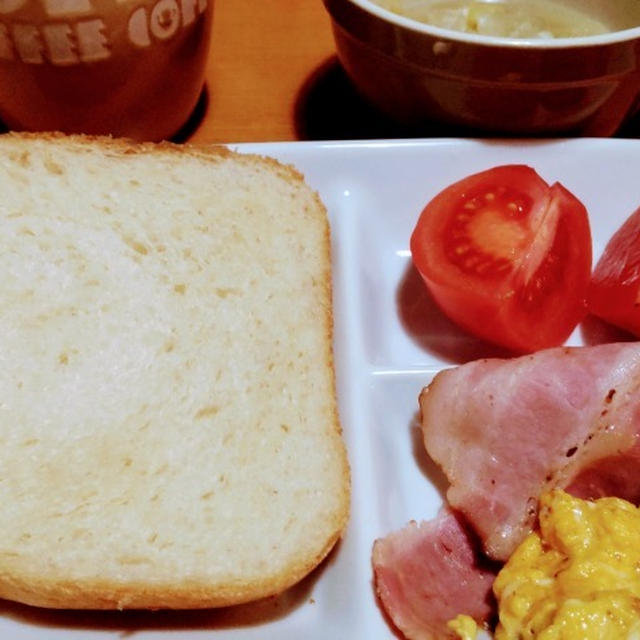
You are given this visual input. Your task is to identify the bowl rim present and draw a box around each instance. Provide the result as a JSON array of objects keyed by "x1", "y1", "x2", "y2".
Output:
[{"x1": 335, "y1": 0, "x2": 640, "y2": 48}]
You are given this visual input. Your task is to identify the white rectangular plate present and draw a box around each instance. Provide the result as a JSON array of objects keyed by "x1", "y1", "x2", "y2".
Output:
[{"x1": 3, "y1": 138, "x2": 640, "y2": 639}]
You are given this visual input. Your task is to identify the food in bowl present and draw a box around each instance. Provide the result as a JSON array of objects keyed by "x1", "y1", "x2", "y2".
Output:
[{"x1": 373, "y1": 0, "x2": 610, "y2": 38}]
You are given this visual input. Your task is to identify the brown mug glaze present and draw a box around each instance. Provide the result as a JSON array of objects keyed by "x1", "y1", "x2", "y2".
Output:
[{"x1": 0, "y1": 0, "x2": 213, "y2": 141}]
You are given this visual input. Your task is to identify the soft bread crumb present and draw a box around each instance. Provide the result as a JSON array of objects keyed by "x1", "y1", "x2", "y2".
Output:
[{"x1": 0, "y1": 133, "x2": 350, "y2": 609}]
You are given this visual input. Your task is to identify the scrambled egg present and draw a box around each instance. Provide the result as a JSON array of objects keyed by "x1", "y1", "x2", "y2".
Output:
[
  {"x1": 448, "y1": 613, "x2": 480, "y2": 639},
  {"x1": 493, "y1": 489, "x2": 640, "y2": 639},
  {"x1": 449, "y1": 490, "x2": 640, "y2": 639}
]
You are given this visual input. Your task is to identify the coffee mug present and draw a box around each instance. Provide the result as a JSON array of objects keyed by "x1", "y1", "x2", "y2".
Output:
[{"x1": 0, "y1": 0, "x2": 213, "y2": 140}]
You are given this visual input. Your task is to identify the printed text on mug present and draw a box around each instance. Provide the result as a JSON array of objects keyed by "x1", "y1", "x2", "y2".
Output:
[{"x1": 0, "y1": 0, "x2": 207, "y2": 65}]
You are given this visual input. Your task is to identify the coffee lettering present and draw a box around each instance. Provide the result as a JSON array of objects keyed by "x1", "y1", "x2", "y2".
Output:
[
  {"x1": 149, "y1": 0, "x2": 179, "y2": 40},
  {"x1": 128, "y1": 6, "x2": 150, "y2": 46},
  {"x1": 75, "y1": 18, "x2": 109, "y2": 61},
  {"x1": 12, "y1": 23, "x2": 44, "y2": 63},
  {"x1": 181, "y1": 0, "x2": 201, "y2": 26},
  {"x1": 43, "y1": 22, "x2": 78, "y2": 64},
  {"x1": 0, "y1": 0, "x2": 26, "y2": 14},
  {"x1": 0, "y1": 22, "x2": 14, "y2": 58},
  {"x1": 0, "y1": 0, "x2": 209, "y2": 63},
  {"x1": 45, "y1": 0, "x2": 93, "y2": 17}
]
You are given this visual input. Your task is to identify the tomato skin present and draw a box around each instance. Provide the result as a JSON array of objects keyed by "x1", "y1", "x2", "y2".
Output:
[
  {"x1": 410, "y1": 165, "x2": 592, "y2": 354},
  {"x1": 588, "y1": 205, "x2": 640, "y2": 337}
]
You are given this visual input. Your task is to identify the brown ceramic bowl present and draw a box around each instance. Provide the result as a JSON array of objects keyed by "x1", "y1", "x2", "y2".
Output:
[{"x1": 322, "y1": 0, "x2": 640, "y2": 136}]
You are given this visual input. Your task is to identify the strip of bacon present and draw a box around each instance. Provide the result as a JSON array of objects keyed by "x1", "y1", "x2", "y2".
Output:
[
  {"x1": 372, "y1": 508, "x2": 497, "y2": 640},
  {"x1": 420, "y1": 342, "x2": 640, "y2": 561}
]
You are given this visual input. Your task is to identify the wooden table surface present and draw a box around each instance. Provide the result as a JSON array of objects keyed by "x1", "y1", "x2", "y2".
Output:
[
  {"x1": 186, "y1": 0, "x2": 439, "y2": 144},
  {"x1": 190, "y1": 1, "x2": 335, "y2": 144}
]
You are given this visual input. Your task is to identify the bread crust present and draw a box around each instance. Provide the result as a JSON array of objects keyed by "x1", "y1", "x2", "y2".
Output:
[
  {"x1": 0, "y1": 132, "x2": 350, "y2": 610},
  {"x1": 0, "y1": 529, "x2": 344, "y2": 609}
]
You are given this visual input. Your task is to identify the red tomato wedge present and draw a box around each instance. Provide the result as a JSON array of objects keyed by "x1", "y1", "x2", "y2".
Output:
[
  {"x1": 410, "y1": 165, "x2": 592, "y2": 353},
  {"x1": 588, "y1": 205, "x2": 640, "y2": 337}
]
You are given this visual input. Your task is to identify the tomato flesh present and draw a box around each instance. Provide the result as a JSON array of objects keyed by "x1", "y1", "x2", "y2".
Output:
[
  {"x1": 444, "y1": 184, "x2": 531, "y2": 280},
  {"x1": 410, "y1": 165, "x2": 592, "y2": 353},
  {"x1": 588, "y1": 205, "x2": 640, "y2": 337}
]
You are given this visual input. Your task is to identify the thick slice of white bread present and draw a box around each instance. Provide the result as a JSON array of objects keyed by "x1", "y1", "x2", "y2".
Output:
[{"x1": 0, "y1": 133, "x2": 350, "y2": 610}]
